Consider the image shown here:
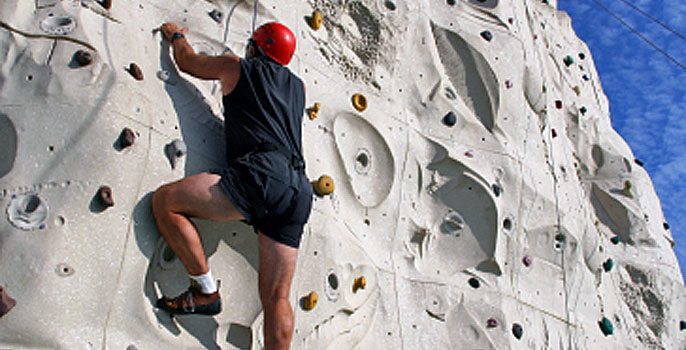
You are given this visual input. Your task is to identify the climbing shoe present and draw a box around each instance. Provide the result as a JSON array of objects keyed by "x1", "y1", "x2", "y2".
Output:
[{"x1": 156, "y1": 281, "x2": 221, "y2": 316}]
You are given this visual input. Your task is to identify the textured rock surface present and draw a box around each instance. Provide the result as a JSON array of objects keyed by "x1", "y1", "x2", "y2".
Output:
[{"x1": 0, "y1": 0, "x2": 684, "y2": 349}]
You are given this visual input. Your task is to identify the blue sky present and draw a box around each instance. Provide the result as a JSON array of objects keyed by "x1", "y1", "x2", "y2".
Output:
[{"x1": 558, "y1": 0, "x2": 686, "y2": 279}]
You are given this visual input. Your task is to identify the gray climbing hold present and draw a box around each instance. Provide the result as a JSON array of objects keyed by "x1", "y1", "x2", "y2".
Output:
[
  {"x1": 166, "y1": 139, "x2": 187, "y2": 169},
  {"x1": 40, "y1": 15, "x2": 76, "y2": 35},
  {"x1": 480, "y1": 30, "x2": 493, "y2": 41},
  {"x1": 7, "y1": 193, "x2": 50, "y2": 231},
  {"x1": 512, "y1": 323, "x2": 523, "y2": 339},
  {"x1": 599, "y1": 317, "x2": 613, "y2": 336},
  {"x1": 442, "y1": 112, "x2": 457, "y2": 127},
  {"x1": 468, "y1": 277, "x2": 480, "y2": 289},
  {"x1": 209, "y1": 9, "x2": 223, "y2": 23}
]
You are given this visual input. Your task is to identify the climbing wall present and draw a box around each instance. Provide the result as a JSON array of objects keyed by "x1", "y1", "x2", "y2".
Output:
[{"x1": 0, "y1": 0, "x2": 684, "y2": 349}]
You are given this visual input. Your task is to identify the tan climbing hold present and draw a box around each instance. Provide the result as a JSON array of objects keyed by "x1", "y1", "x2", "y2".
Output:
[
  {"x1": 303, "y1": 291, "x2": 318, "y2": 310},
  {"x1": 622, "y1": 180, "x2": 633, "y2": 198},
  {"x1": 307, "y1": 102, "x2": 321, "y2": 120},
  {"x1": 351, "y1": 93, "x2": 367, "y2": 112},
  {"x1": 308, "y1": 10, "x2": 323, "y2": 31},
  {"x1": 313, "y1": 175, "x2": 334, "y2": 196},
  {"x1": 353, "y1": 276, "x2": 366, "y2": 293},
  {"x1": 573, "y1": 85, "x2": 581, "y2": 96},
  {"x1": 128, "y1": 63, "x2": 144, "y2": 81}
]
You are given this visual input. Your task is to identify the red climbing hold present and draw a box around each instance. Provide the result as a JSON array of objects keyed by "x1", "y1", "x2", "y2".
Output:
[
  {"x1": 555, "y1": 100, "x2": 562, "y2": 109},
  {"x1": 486, "y1": 318, "x2": 498, "y2": 328},
  {"x1": 98, "y1": 186, "x2": 114, "y2": 208},
  {"x1": 118, "y1": 128, "x2": 136, "y2": 149},
  {"x1": 0, "y1": 286, "x2": 16, "y2": 318},
  {"x1": 551, "y1": 129, "x2": 558, "y2": 138},
  {"x1": 128, "y1": 63, "x2": 144, "y2": 81},
  {"x1": 522, "y1": 255, "x2": 533, "y2": 267}
]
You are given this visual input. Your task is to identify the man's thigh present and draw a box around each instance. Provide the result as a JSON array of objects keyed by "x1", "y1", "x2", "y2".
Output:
[
  {"x1": 258, "y1": 232, "x2": 298, "y2": 301},
  {"x1": 160, "y1": 172, "x2": 246, "y2": 222}
]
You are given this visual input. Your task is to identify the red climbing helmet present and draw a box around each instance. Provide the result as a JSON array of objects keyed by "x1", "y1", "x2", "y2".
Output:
[{"x1": 250, "y1": 22, "x2": 296, "y2": 66}]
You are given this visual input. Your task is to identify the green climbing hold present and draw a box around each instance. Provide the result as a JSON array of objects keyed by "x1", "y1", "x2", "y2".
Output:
[
  {"x1": 580, "y1": 106, "x2": 587, "y2": 115},
  {"x1": 610, "y1": 236, "x2": 620, "y2": 245},
  {"x1": 599, "y1": 317, "x2": 614, "y2": 336},
  {"x1": 563, "y1": 55, "x2": 574, "y2": 67},
  {"x1": 582, "y1": 74, "x2": 590, "y2": 81},
  {"x1": 603, "y1": 258, "x2": 614, "y2": 272}
]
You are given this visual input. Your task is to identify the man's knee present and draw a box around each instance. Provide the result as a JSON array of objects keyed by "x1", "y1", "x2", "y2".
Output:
[{"x1": 152, "y1": 183, "x2": 175, "y2": 217}]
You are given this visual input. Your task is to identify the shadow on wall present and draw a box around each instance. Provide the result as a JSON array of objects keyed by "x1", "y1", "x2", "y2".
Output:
[
  {"x1": 430, "y1": 22, "x2": 499, "y2": 132},
  {"x1": 126, "y1": 40, "x2": 259, "y2": 348}
]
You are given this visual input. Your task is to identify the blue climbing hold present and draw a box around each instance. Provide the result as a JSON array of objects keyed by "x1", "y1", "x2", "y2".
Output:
[
  {"x1": 603, "y1": 258, "x2": 614, "y2": 272},
  {"x1": 480, "y1": 30, "x2": 493, "y2": 42},
  {"x1": 442, "y1": 112, "x2": 457, "y2": 127},
  {"x1": 599, "y1": 317, "x2": 614, "y2": 336},
  {"x1": 663, "y1": 222, "x2": 670, "y2": 230}
]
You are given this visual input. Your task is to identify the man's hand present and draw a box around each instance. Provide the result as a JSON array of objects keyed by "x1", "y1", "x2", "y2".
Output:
[{"x1": 160, "y1": 22, "x2": 188, "y2": 42}]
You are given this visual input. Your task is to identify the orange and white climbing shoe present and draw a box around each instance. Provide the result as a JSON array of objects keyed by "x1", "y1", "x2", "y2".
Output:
[{"x1": 156, "y1": 281, "x2": 221, "y2": 316}]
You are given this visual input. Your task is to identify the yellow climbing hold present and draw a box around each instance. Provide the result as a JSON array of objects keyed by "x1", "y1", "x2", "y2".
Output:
[
  {"x1": 307, "y1": 102, "x2": 321, "y2": 120},
  {"x1": 303, "y1": 291, "x2": 318, "y2": 310},
  {"x1": 352, "y1": 276, "x2": 366, "y2": 293},
  {"x1": 309, "y1": 10, "x2": 323, "y2": 30},
  {"x1": 351, "y1": 93, "x2": 367, "y2": 112},
  {"x1": 313, "y1": 175, "x2": 334, "y2": 196}
]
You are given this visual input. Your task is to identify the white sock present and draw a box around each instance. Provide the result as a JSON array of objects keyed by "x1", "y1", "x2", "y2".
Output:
[{"x1": 190, "y1": 271, "x2": 217, "y2": 294}]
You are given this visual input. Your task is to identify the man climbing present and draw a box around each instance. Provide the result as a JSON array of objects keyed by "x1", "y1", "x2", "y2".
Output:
[{"x1": 152, "y1": 21, "x2": 312, "y2": 350}]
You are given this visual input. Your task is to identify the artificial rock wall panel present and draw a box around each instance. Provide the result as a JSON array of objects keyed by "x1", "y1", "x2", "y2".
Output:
[{"x1": 0, "y1": 0, "x2": 684, "y2": 349}]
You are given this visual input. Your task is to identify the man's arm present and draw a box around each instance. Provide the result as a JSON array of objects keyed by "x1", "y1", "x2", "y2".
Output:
[{"x1": 160, "y1": 22, "x2": 240, "y2": 95}]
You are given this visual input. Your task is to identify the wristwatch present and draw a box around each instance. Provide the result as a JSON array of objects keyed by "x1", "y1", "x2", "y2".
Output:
[{"x1": 170, "y1": 32, "x2": 185, "y2": 43}]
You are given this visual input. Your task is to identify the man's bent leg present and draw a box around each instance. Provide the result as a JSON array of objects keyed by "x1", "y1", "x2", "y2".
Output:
[
  {"x1": 258, "y1": 232, "x2": 299, "y2": 350},
  {"x1": 152, "y1": 172, "x2": 245, "y2": 276}
]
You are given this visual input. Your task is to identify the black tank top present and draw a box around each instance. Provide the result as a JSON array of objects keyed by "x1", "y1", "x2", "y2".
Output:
[{"x1": 222, "y1": 57, "x2": 306, "y2": 169}]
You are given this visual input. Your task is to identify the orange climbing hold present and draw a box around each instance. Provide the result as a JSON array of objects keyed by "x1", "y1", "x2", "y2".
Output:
[
  {"x1": 307, "y1": 102, "x2": 321, "y2": 120},
  {"x1": 351, "y1": 93, "x2": 367, "y2": 112},
  {"x1": 313, "y1": 175, "x2": 334, "y2": 196},
  {"x1": 353, "y1": 276, "x2": 366, "y2": 293},
  {"x1": 308, "y1": 10, "x2": 323, "y2": 30},
  {"x1": 303, "y1": 291, "x2": 318, "y2": 310}
]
